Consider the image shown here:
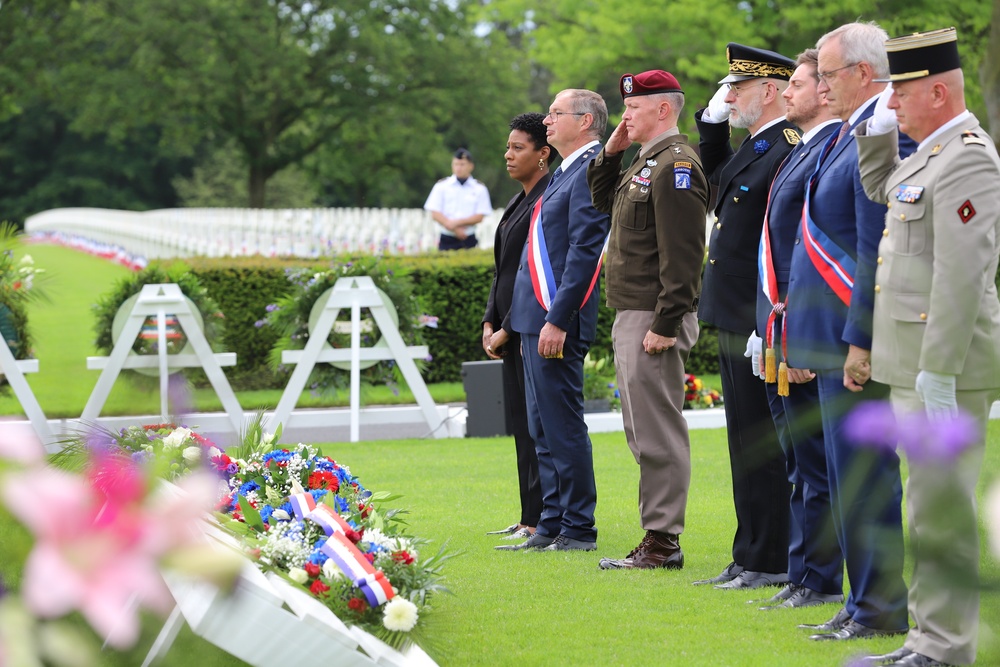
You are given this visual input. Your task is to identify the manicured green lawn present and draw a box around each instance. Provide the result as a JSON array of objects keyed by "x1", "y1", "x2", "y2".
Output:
[{"x1": 4, "y1": 243, "x2": 997, "y2": 666}]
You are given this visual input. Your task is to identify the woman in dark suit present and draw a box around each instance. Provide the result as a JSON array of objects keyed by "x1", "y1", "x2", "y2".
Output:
[{"x1": 482, "y1": 112, "x2": 554, "y2": 540}]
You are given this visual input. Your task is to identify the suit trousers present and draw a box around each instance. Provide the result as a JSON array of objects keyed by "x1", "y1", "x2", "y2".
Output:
[
  {"x1": 520, "y1": 332, "x2": 597, "y2": 542},
  {"x1": 766, "y1": 378, "x2": 844, "y2": 594},
  {"x1": 891, "y1": 385, "x2": 995, "y2": 665},
  {"x1": 814, "y1": 371, "x2": 908, "y2": 631},
  {"x1": 717, "y1": 328, "x2": 790, "y2": 573},
  {"x1": 612, "y1": 309, "x2": 698, "y2": 536},
  {"x1": 501, "y1": 331, "x2": 542, "y2": 527}
]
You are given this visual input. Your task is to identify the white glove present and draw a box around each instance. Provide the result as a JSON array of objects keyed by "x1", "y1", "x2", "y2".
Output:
[
  {"x1": 915, "y1": 370, "x2": 958, "y2": 420},
  {"x1": 744, "y1": 331, "x2": 764, "y2": 380},
  {"x1": 867, "y1": 84, "x2": 898, "y2": 135},
  {"x1": 702, "y1": 86, "x2": 732, "y2": 124}
]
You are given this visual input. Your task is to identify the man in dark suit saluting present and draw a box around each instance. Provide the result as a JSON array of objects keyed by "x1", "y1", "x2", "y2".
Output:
[
  {"x1": 694, "y1": 43, "x2": 798, "y2": 590},
  {"x1": 498, "y1": 89, "x2": 610, "y2": 553}
]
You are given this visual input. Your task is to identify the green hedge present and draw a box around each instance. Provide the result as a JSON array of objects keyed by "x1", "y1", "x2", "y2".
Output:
[{"x1": 178, "y1": 252, "x2": 719, "y2": 389}]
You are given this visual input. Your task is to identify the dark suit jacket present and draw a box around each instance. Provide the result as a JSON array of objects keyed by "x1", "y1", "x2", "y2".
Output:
[
  {"x1": 786, "y1": 101, "x2": 917, "y2": 369},
  {"x1": 755, "y1": 121, "x2": 839, "y2": 342},
  {"x1": 696, "y1": 113, "x2": 799, "y2": 335},
  {"x1": 511, "y1": 144, "x2": 610, "y2": 342},
  {"x1": 483, "y1": 174, "x2": 551, "y2": 336}
]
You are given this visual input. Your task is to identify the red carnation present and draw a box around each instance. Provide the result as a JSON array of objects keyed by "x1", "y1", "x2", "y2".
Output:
[
  {"x1": 392, "y1": 551, "x2": 415, "y2": 565},
  {"x1": 304, "y1": 562, "x2": 321, "y2": 578},
  {"x1": 308, "y1": 470, "x2": 339, "y2": 492},
  {"x1": 310, "y1": 579, "x2": 330, "y2": 597},
  {"x1": 345, "y1": 528, "x2": 362, "y2": 544},
  {"x1": 364, "y1": 552, "x2": 375, "y2": 564},
  {"x1": 348, "y1": 597, "x2": 367, "y2": 612}
]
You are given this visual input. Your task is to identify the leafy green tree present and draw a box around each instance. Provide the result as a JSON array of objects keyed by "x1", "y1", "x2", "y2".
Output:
[
  {"x1": 54, "y1": 0, "x2": 528, "y2": 208},
  {"x1": 478, "y1": 1, "x2": 993, "y2": 138}
]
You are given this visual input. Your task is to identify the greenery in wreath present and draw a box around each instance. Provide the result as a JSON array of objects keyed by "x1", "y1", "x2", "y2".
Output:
[
  {"x1": 262, "y1": 256, "x2": 426, "y2": 398},
  {"x1": 0, "y1": 223, "x2": 49, "y2": 391},
  {"x1": 92, "y1": 263, "x2": 224, "y2": 381}
]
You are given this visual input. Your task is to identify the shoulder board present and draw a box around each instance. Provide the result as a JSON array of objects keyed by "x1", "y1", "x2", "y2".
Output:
[
  {"x1": 962, "y1": 131, "x2": 987, "y2": 147},
  {"x1": 783, "y1": 128, "x2": 801, "y2": 145}
]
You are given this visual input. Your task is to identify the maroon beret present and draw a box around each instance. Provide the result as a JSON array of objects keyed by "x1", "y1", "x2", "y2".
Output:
[{"x1": 620, "y1": 70, "x2": 684, "y2": 99}]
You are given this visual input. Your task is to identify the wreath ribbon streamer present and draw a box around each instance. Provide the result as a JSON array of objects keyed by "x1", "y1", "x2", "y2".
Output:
[{"x1": 290, "y1": 492, "x2": 395, "y2": 607}]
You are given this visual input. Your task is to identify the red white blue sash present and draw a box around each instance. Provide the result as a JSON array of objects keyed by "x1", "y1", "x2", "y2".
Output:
[
  {"x1": 290, "y1": 492, "x2": 395, "y2": 607},
  {"x1": 801, "y1": 132, "x2": 856, "y2": 307},
  {"x1": 758, "y1": 169, "x2": 785, "y2": 353},
  {"x1": 526, "y1": 196, "x2": 605, "y2": 311}
]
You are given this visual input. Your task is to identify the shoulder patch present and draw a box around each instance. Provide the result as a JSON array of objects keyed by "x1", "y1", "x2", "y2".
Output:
[
  {"x1": 783, "y1": 128, "x2": 801, "y2": 145},
  {"x1": 962, "y1": 131, "x2": 987, "y2": 147}
]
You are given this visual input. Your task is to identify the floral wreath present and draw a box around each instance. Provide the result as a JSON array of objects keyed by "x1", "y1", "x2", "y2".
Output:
[
  {"x1": 0, "y1": 223, "x2": 48, "y2": 391},
  {"x1": 261, "y1": 256, "x2": 426, "y2": 397},
  {"x1": 92, "y1": 264, "x2": 224, "y2": 380}
]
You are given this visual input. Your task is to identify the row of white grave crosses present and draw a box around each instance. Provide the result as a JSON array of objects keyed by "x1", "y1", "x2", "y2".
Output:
[{"x1": 1, "y1": 279, "x2": 447, "y2": 448}]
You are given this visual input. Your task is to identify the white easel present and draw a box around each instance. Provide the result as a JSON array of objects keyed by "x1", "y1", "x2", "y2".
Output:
[
  {"x1": 82, "y1": 284, "x2": 243, "y2": 433},
  {"x1": 0, "y1": 334, "x2": 54, "y2": 448},
  {"x1": 272, "y1": 276, "x2": 444, "y2": 442}
]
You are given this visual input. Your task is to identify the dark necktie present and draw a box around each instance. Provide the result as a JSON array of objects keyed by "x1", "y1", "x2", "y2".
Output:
[{"x1": 548, "y1": 166, "x2": 563, "y2": 189}]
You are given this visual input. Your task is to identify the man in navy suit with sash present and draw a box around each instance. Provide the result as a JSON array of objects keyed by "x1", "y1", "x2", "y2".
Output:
[
  {"x1": 785, "y1": 21, "x2": 913, "y2": 641},
  {"x1": 498, "y1": 89, "x2": 610, "y2": 553},
  {"x1": 694, "y1": 43, "x2": 798, "y2": 590},
  {"x1": 752, "y1": 49, "x2": 845, "y2": 612}
]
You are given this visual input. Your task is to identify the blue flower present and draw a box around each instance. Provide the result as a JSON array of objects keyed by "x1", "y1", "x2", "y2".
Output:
[
  {"x1": 334, "y1": 496, "x2": 349, "y2": 513},
  {"x1": 309, "y1": 488, "x2": 329, "y2": 502},
  {"x1": 260, "y1": 504, "x2": 275, "y2": 523},
  {"x1": 754, "y1": 139, "x2": 770, "y2": 154},
  {"x1": 238, "y1": 480, "x2": 261, "y2": 496}
]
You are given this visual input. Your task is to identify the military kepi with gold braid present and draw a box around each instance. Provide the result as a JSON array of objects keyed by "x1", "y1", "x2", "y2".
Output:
[
  {"x1": 877, "y1": 27, "x2": 960, "y2": 83},
  {"x1": 719, "y1": 43, "x2": 795, "y2": 84}
]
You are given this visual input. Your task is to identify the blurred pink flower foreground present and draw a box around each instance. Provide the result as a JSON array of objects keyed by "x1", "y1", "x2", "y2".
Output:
[{"x1": 0, "y1": 425, "x2": 219, "y2": 649}]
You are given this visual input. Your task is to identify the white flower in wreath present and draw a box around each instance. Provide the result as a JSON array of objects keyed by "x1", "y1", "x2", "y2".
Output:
[
  {"x1": 288, "y1": 567, "x2": 309, "y2": 584},
  {"x1": 161, "y1": 427, "x2": 193, "y2": 449},
  {"x1": 182, "y1": 446, "x2": 202, "y2": 464},
  {"x1": 382, "y1": 597, "x2": 419, "y2": 632},
  {"x1": 261, "y1": 432, "x2": 276, "y2": 446},
  {"x1": 322, "y1": 558, "x2": 344, "y2": 580},
  {"x1": 208, "y1": 446, "x2": 222, "y2": 459}
]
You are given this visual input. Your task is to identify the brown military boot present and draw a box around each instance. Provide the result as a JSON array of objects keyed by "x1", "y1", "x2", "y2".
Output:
[{"x1": 598, "y1": 530, "x2": 684, "y2": 570}]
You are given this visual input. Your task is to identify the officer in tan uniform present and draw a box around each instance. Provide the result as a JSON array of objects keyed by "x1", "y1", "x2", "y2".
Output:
[
  {"x1": 856, "y1": 27, "x2": 1000, "y2": 667},
  {"x1": 587, "y1": 70, "x2": 709, "y2": 570}
]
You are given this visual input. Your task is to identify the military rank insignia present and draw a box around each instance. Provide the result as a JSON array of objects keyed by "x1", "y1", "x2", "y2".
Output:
[
  {"x1": 674, "y1": 161, "x2": 692, "y2": 190},
  {"x1": 783, "y1": 128, "x2": 801, "y2": 145},
  {"x1": 958, "y1": 200, "x2": 976, "y2": 224},
  {"x1": 962, "y1": 132, "x2": 987, "y2": 147},
  {"x1": 895, "y1": 184, "x2": 924, "y2": 203}
]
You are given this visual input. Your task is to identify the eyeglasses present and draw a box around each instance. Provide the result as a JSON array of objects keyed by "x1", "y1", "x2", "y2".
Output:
[
  {"x1": 816, "y1": 63, "x2": 858, "y2": 84},
  {"x1": 726, "y1": 81, "x2": 767, "y2": 98},
  {"x1": 545, "y1": 111, "x2": 586, "y2": 121}
]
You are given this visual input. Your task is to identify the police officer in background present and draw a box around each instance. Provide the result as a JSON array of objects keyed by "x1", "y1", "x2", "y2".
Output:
[{"x1": 424, "y1": 148, "x2": 493, "y2": 250}]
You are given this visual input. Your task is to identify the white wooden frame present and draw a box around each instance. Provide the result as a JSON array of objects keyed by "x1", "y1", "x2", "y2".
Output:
[
  {"x1": 82, "y1": 284, "x2": 243, "y2": 433},
  {"x1": 272, "y1": 276, "x2": 445, "y2": 442},
  {"x1": 0, "y1": 334, "x2": 54, "y2": 448}
]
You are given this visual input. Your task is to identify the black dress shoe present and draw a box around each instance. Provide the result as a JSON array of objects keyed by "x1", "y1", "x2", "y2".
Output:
[
  {"x1": 888, "y1": 653, "x2": 954, "y2": 667},
  {"x1": 798, "y1": 606, "x2": 850, "y2": 631},
  {"x1": 494, "y1": 533, "x2": 554, "y2": 551},
  {"x1": 759, "y1": 586, "x2": 843, "y2": 610},
  {"x1": 486, "y1": 523, "x2": 520, "y2": 535},
  {"x1": 809, "y1": 619, "x2": 907, "y2": 641},
  {"x1": 715, "y1": 570, "x2": 790, "y2": 590},
  {"x1": 858, "y1": 648, "x2": 913, "y2": 664},
  {"x1": 692, "y1": 561, "x2": 743, "y2": 585},
  {"x1": 749, "y1": 583, "x2": 801, "y2": 605},
  {"x1": 542, "y1": 535, "x2": 597, "y2": 551}
]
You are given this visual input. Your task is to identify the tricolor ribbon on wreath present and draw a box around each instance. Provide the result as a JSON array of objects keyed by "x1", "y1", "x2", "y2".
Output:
[
  {"x1": 526, "y1": 196, "x2": 608, "y2": 312},
  {"x1": 289, "y1": 492, "x2": 395, "y2": 607}
]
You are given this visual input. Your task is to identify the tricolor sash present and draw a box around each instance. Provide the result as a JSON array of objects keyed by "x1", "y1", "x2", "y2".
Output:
[
  {"x1": 758, "y1": 165, "x2": 787, "y2": 385},
  {"x1": 801, "y1": 131, "x2": 855, "y2": 307},
  {"x1": 289, "y1": 492, "x2": 395, "y2": 607},
  {"x1": 526, "y1": 196, "x2": 606, "y2": 311}
]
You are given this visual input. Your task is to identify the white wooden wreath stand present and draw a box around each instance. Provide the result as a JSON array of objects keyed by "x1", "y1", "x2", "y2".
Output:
[
  {"x1": 82, "y1": 284, "x2": 243, "y2": 433},
  {"x1": 272, "y1": 276, "x2": 446, "y2": 442},
  {"x1": 0, "y1": 335, "x2": 54, "y2": 448}
]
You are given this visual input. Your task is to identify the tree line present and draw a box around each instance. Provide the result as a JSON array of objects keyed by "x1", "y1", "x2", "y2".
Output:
[{"x1": 0, "y1": 0, "x2": 993, "y2": 227}]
